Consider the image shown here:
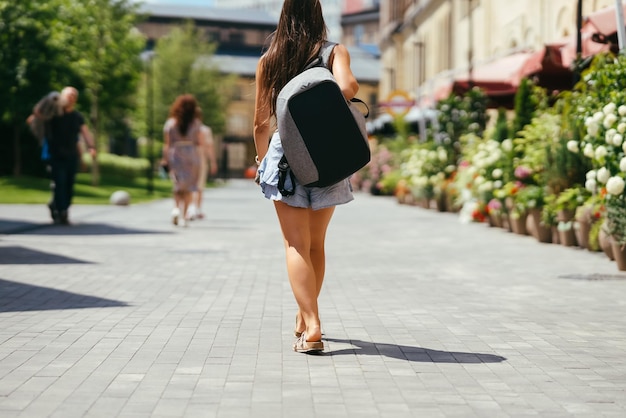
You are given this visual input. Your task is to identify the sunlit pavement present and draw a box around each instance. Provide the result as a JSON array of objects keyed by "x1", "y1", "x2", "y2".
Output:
[{"x1": 0, "y1": 179, "x2": 625, "y2": 417}]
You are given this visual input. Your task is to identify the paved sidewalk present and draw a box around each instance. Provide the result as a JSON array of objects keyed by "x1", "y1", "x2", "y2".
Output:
[{"x1": 0, "y1": 179, "x2": 625, "y2": 417}]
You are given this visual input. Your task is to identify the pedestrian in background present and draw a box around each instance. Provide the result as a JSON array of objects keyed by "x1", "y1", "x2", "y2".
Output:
[
  {"x1": 253, "y1": 0, "x2": 359, "y2": 353},
  {"x1": 29, "y1": 87, "x2": 97, "y2": 225},
  {"x1": 188, "y1": 107, "x2": 217, "y2": 220},
  {"x1": 161, "y1": 94, "x2": 205, "y2": 227}
]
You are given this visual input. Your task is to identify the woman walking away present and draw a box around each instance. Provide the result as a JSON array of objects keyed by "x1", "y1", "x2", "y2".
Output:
[
  {"x1": 161, "y1": 94, "x2": 204, "y2": 227},
  {"x1": 253, "y1": 0, "x2": 359, "y2": 353}
]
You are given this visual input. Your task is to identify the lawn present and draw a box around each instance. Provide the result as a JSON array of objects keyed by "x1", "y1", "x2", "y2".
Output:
[{"x1": 0, "y1": 173, "x2": 175, "y2": 204}]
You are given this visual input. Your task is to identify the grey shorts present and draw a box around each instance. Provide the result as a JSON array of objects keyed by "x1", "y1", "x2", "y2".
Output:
[
  {"x1": 257, "y1": 131, "x2": 354, "y2": 210},
  {"x1": 262, "y1": 178, "x2": 354, "y2": 210}
]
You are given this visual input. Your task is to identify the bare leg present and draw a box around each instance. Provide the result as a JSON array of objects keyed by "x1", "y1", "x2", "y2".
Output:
[
  {"x1": 181, "y1": 191, "x2": 192, "y2": 221},
  {"x1": 295, "y1": 206, "x2": 334, "y2": 335},
  {"x1": 274, "y1": 202, "x2": 334, "y2": 342}
]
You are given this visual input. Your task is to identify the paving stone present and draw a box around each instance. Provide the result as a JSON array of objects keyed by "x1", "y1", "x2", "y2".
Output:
[{"x1": 0, "y1": 180, "x2": 625, "y2": 416}]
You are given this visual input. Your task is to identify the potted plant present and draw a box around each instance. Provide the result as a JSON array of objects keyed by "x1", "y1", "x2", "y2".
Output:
[
  {"x1": 574, "y1": 193, "x2": 604, "y2": 250},
  {"x1": 515, "y1": 184, "x2": 551, "y2": 243},
  {"x1": 553, "y1": 187, "x2": 590, "y2": 246},
  {"x1": 605, "y1": 181, "x2": 626, "y2": 270},
  {"x1": 541, "y1": 194, "x2": 560, "y2": 244}
]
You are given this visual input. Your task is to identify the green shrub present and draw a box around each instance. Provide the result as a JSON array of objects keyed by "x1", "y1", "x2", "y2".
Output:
[{"x1": 82, "y1": 153, "x2": 150, "y2": 180}]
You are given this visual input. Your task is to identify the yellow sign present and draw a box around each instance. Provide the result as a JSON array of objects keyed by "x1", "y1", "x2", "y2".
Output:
[{"x1": 379, "y1": 90, "x2": 415, "y2": 117}]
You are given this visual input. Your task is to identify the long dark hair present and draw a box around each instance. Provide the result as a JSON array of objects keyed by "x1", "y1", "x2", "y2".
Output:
[
  {"x1": 169, "y1": 94, "x2": 197, "y2": 136},
  {"x1": 258, "y1": 0, "x2": 328, "y2": 118}
]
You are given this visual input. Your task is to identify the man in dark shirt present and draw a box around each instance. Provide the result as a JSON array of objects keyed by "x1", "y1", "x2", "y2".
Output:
[{"x1": 40, "y1": 87, "x2": 97, "y2": 224}]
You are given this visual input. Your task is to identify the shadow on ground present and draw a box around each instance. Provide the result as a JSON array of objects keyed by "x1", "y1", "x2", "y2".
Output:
[
  {"x1": 0, "y1": 278, "x2": 129, "y2": 312},
  {"x1": 23, "y1": 223, "x2": 170, "y2": 236},
  {"x1": 0, "y1": 246, "x2": 93, "y2": 265},
  {"x1": 324, "y1": 337, "x2": 506, "y2": 363}
]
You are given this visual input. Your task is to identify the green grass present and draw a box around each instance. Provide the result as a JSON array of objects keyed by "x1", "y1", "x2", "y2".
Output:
[{"x1": 0, "y1": 173, "x2": 176, "y2": 204}]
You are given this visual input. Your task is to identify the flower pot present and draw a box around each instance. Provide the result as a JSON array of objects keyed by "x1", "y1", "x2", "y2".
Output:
[
  {"x1": 557, "y1": 211, "x2": 577, "y2": 246},
  {"x1": 510, "y1": 212, "x2": 528, "y2": 235},
  {"x1": 551, "y1": 226, "x2": 560, "y2": 245},
  {"x1": 502, "y1": 213, "x2": 513, "y2": 232},
  {"x1": 529, "y1": 208, "x2": 551, "y2": 243},
  {"x1": 611, "y1": 241, "x2": 626, "y2": 271},
  {"x1": 488, "y1": 212, "x2": 503, "y2": 228},
  {"x1": 599, "y1": 224, "x2": 614, "y2": 261},
  {"x1": 526, "y1": 213, "x2": 537, "y2": 238},
  {"x1": 557, "y1": 209, "x2": 574, "y2": 223},
  {"x1": 574, "y1": 219, "x2": 591, "y2": 250}
]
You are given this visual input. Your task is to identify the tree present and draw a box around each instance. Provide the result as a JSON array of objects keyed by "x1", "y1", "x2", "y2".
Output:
[
  {"x1": 492, "y1": 107, "x2": 510, "y2": 142},
  {"x1": 57, "y1": 0, "x2": 145, "y2": 184},
  {"x1": 150, "y1": 22, "x2": 233, "y2": 137},
  {"x1": 0, "y1": 0, "x2": 74, "y2": 176}
]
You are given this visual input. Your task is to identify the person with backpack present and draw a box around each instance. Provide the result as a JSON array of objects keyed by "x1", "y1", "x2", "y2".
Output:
[
  {"x1": 253, "y1": 0, "x2": 359, "y2": 353},
  {"x1": 29, "y1": 87, "x2": 97, "y2": 225}
]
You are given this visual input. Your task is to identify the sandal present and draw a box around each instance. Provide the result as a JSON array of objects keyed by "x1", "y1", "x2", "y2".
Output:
[
  {"x1": 293, "y1": 332, "x2": 324, "y2": 353},
  {"x1": 294, "y1": 313, "x2": 305, "y2": 338}
]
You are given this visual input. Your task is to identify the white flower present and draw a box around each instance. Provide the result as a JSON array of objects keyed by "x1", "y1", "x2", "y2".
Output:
[
  {"x1": 587, "y1": 122, "x2": 600, "y2": 136},
  {"x1": 474, "y1": 175, "x2": 485, "y2": 185},
  {"x1": 566, "y1": 140, "x2": 579, "y2": 153},
  {"x1": 606, "y1": 176, "x2": 625, "y2": 195},
  {"x1": 501, "y1": 139, "x2": 513, "y2": 152},
  {"x1": 585, "y1": 178, "x2": 597, "y2": 192},
  {"x1": 618, "y1": 122, "x2": 626, "y2": 134},
  {"x1": 493, "y1": 180, "x2": 503, "y2": 189},
  {"x1": 597, "y1": 167, "x2": 611, "y2": 184},
  {"x1": 606, "y1": 128, "x2": 617, "y2": 144},
  {"x1": 603, "y1": 102, "x2": 617, "y2": 115},
  {"x1": 492, "y1": 168, "x2": 503, "y2": 179},
  {"x1": 604, "y1": 113, "x2": 618, "y2": 129},
  {"x1": 614, "y1": 133, "x2": 624, "y2": 147},
  {"x1": 595, "y1": 145, "x2": 608, "y2": 160},
  {"x1": 586, "y1": 170, "x2": 597, "y2": 180},
  {"x1": 593, "y1": 111, "x2": 604, "y2": 122},
  {"x1": 619, "y1": 105, "x2": 626, "y2": 116},
  {"x1": 584, "y1": 143, "x2": 595, "y2": 158},
  {"x1": 621, "y1": 157, "x2": 626, "y2": 172}
]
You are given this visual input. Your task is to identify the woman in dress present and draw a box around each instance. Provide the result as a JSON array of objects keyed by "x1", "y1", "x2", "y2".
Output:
[
  {"x1": 253, "y1": 0, "x2": 359, "y2": 353},
  {"x1": 161, "y1": 94, "x2": 204, "y2": 227}
]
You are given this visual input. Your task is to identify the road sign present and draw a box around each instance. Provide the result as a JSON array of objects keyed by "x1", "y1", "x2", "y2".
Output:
[{"x1": 379, "y1": 90, "x2": 415, "y2": 117}]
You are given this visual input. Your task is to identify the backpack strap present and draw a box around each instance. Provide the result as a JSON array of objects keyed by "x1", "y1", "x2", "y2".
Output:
[
  {"x1": 320, "y1": 41, "x2": 337, "y2": 69},
  {"x1": 303, "y1": 41, "x2": 337, "y2": 71}
]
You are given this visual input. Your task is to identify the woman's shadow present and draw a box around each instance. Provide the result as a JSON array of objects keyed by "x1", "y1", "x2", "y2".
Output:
[{"x1": 323, "y1": 337, "x2": 506, "y2": 363}]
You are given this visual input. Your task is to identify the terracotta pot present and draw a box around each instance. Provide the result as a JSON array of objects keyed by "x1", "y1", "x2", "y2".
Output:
[
  {"x1": 526, "y1": 213, "x2": 537, "y2": 238},
  {"x1": 557, "y1": 209, "x2": 574, "y2": 223},
  {"x1": 529, "y1": 208, "x2": 552, "y2": 243},
  {"x1": 551, "y1": 226, "x2": 560, "y2": 245},
  {"x1": 488, "y1": 212, "x2": 503, "y2": 228},
  {"x1": 611, "y1": 241, "x2": 626, "y2": 271},
  {"x1": 510, "y1": 212, "x2": 528, "y2": 235},
  {"x1": 599, "y1": 225, "x2": 614, "y2": 261},
  {"x1": 558, "y1": 228, "x2": 577, "y2": 247},
  {"x1": 574, "y1": 219, "x2": 591, "y2": 250},
  {"x1": 502, "y1": 213, "x2": 513, "y2": 232}
]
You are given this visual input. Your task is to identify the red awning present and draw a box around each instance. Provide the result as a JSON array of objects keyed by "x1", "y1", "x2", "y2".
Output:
[
  {"x1": 453, "y1": 49, "x2": 545, "y2": 96},
  {"x1": 558, "y1": 4, "x2": 625, "y2": 67},
  {"x1": 586, "y1": 4, "x2": 626, "y2": 36}
]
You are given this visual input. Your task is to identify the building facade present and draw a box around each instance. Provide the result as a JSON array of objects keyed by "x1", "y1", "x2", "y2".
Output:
[
  {"x1": 212, "y1": 0, "x2": 344, "y2": 41},
  {"x1": 379, "y1": 0, "x2": 623, "y2": 109},
  {"x1": 137, "y1": 2, "x2": 380, "y2": 174}
]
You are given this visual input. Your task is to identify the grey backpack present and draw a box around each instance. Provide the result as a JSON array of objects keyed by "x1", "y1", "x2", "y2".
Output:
[{"x1": 276, "y1": 42, "x2": 370, "y2": 192}]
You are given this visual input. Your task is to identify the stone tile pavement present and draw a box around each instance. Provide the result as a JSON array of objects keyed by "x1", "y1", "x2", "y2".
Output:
[{"x1": 0, "y1": 179, "x2": 625, "y2": 417}]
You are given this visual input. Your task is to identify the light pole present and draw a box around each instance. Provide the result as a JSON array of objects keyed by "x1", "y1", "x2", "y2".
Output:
[
  {"x1": 573, "y1": 0, "x2": 583, "y2": 86},
  {"x1": 468, "y1": 0, "x2": 474, "y2": 90},
  {"x1": 141, "y1": 50, "x2": 156, "y2": 194}
]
